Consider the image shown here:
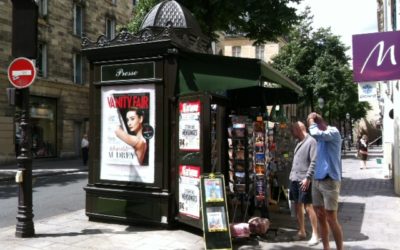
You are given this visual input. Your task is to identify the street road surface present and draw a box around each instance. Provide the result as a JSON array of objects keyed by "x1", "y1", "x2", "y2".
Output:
[{"x1": 0, "y1": 172, "x2": 87, "y2": 228}]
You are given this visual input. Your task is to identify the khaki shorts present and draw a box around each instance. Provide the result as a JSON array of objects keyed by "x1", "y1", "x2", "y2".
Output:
[{"x1": 312, "y1": 178, "x2": 341, "y2": 211}]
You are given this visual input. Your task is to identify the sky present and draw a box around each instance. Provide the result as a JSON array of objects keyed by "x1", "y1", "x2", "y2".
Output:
[{"x1": 294, "y1": 0, "x2": 378, "y2": 60}]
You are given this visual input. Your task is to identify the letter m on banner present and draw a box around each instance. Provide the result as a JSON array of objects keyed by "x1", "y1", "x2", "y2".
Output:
[{"x1": 352, "y1": 31, "x2": 400, "y2": 82}]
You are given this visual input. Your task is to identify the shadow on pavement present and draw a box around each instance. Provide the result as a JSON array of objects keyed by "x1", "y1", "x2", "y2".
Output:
[
  {"x1": 35, "y1": 224, "x2": 176, "y2": 238},
  {"x1": 341, "y1": 177, "x2": 396, "y2": 197},
  {"x1": 338, "y1": 202, "x2": 369, "y2": 242},
  {"x1": 0, "y1": 173, "x2": 88, "y2": 199},
  {"x1": 35, "y1": 228, "x2": 117, "y2": 238}
]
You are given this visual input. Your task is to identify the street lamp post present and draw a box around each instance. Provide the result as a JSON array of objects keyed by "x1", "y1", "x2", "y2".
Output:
[
  {"x1": 345, "y1": 113, "x2": 352, "y2": 150},
  {"x1": 15, "y1": 89, "x2": 34, "y2": 238},
  {"x1": 318, "y1": 97, "x2": 324, "y2": 112}
]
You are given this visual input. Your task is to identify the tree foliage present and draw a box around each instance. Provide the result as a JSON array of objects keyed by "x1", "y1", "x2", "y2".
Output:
[
  {"x1": 272, "y1": 8, "x2": 370, "y2": 123},
  {"x1": 125, "y1": 0, "x2": 302, "y2": 44},
  {"x1": 124, "y1": 0, "x2": 159, "y2": 33}
]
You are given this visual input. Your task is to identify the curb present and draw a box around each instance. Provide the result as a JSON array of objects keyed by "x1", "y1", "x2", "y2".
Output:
[{"x1": 0, "y1": 168, "x2": 88, "y2": 184}]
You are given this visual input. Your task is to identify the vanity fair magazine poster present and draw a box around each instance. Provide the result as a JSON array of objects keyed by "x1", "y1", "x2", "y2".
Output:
[{"x1": 100, "y1": 85, "x2": 155, "y2": 183}]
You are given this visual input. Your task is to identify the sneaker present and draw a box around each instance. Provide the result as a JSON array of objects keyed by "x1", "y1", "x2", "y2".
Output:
[{"x1": 307, "y1": 236, "x2": 320, "y2": 246}]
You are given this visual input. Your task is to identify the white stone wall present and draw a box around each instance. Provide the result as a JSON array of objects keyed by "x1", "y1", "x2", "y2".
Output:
[
  {"x1": 220, "y1": 36, "x2": 283, "y2": 62},
  {"x1": 393, "y1": 81, "x2": 400, "y2": 194}
]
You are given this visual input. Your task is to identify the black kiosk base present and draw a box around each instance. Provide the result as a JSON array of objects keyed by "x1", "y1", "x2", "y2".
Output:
[{"x1": 85, "y1": 186, "x2": 174, "y2": 226}]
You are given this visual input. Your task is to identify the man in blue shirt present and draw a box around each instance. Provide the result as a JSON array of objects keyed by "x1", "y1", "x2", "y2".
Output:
[{"x1": 307, "y1": 112, "x2": 343, "y2": 250}]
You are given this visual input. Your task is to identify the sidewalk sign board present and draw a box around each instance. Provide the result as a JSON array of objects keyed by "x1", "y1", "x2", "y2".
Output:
[
  {"x1": 7, "y1": 57, "x2": 36, "y2": 89},
  {"x1": 200, "y1": 173, "x2": 232, "y2": 250}
]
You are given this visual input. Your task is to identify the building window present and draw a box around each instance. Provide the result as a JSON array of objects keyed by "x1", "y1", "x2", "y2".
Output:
[
  {"x1": 37, "y1": 42, "x2": 47, "y2": 78},
  {"x1": 106, "y1": 17, "x2": 116, "y2": 40},
  {"x1": 28, "y1": 96, "x2": 57, "y2": 158},
  {"x1": 133, "y1": 0, "x2": 138, "y2": 5},
  {"x1": 73, "y1": 53, "x2": 83, "y2": 84},
  {"x1": 255, "y1": 45, "x2": 265, "y2": 60},
  {"x1": 38, "y1": 0, "x2": 48, "y2": 17},
  {"x1": 391, "y1": 0, "x2": 397, "y2": 30},
  {"x1": 232, "y1": 46, "x2": 241, "y2": 57},
  {"x1": 73, "y1": 4, "x2": 83, "y2": 37}
]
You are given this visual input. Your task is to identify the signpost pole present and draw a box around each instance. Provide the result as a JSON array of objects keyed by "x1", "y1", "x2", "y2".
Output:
[
  {"x1": 15, "y1": 88, "x2": 34, "y2": 237},
  {"x1": 10, "y1": 0, "x2": 38, "y2": 238}
]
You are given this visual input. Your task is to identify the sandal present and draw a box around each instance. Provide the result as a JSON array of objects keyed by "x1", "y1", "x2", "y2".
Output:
[{"x1": 292, "y1": 233, "x2": 306, "y2": 241}]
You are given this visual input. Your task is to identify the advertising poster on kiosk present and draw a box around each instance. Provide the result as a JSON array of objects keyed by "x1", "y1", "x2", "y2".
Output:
[
  {"x1": 100, "y1": 85, "x2": 155, "y2": 183},
  {"x1": 179, "y1": 100, "x2": 201, "y2": 151},
  {"x1": 178, "y1": 165, "x2": 201, "y2": 219}
]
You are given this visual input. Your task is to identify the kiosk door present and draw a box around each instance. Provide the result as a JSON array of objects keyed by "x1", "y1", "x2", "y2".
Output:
[{"x1": 175, "y1": 92, "x2": 228, "y2": 229}]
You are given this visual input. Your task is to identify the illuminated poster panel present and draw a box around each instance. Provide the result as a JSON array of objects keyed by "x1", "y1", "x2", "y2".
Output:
[{"x1": 100, "y1": 84, "x2": 155, "y2": 183}]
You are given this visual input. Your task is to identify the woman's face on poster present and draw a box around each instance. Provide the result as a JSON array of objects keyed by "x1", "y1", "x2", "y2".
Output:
[{"x1": 126, "y1": 110, "x2": 142, "y2": 132}]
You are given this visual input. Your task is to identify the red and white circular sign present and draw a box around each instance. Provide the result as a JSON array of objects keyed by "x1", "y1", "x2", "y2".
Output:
[{"x1": 7, "y1": 57, "x2": 37, "y2": 89}]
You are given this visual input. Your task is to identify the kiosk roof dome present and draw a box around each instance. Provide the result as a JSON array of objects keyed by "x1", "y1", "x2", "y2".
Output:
[
  {"x1": 82, "y1": 0, "x2": 211, "y2": 54},
  {"x1": 140, "y1": 0, "x2": 204, "y2": 37}
]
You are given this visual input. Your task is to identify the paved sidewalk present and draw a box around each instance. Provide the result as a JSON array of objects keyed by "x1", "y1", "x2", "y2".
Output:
[
  {"x1": 337, "y1": 155, "x2": 399, "y2": 250},
  {"x1": 0, "y1": 155, "x2": 399, "y2": 249}
]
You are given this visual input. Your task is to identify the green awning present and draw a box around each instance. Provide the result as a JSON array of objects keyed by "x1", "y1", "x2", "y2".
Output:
[
  {"x1": 259, "y1": 60, "x2": 302, "y2": 94},
  {"x1": 177, "y1": 52, "x2": 302, "y2": 97}
]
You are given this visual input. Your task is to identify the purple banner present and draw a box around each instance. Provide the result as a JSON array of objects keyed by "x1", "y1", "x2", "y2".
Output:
[{"x1": 352, "y1": 31, "x2": 400, "y2": 82}]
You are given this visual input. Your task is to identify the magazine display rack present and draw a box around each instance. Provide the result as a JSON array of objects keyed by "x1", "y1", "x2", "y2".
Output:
[
  {"x1": 252, "y1": 118, "x2": 269, "y2": 218},
  {"x1": 200, "y1": 173, "x2": 232, "y2": 249},
  {"x1": 228, "y1": 115, "x2": 271, "y2": 222},
  {"x1": 227, "y1": 111, "x2": 296, "y2": 224},
  {"x1": 228, "y1": 116, "x2": 251, "y2": 222},
  {"x1": 265, "y1": 120, "x2": 294, "y2": 206}
]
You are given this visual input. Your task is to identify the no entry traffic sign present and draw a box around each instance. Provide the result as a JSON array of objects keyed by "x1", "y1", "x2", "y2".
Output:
[{"x1": 7, "y1": 57, "x2": 36, "y2": 89}]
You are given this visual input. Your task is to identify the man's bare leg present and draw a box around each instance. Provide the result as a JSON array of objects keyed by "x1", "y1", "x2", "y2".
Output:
[
  {"x1": 314, "y1": 206, "x2": 330, "y2": 250},
  {"x1": 295, "y1": 203, "x2": 306, "y2": 238},
  {"x1": 305, "y1": 203, "x2": 319, "y2": 239},
  {"x1": 326, "y1": 210, "x2": 343, "y2": 250}
]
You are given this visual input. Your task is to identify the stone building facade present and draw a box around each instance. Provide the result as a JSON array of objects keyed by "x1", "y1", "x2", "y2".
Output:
[
  {"x1": 219, "y1": 35, "x2": 284, "y2": 63},
  {"x1": 0, "y1": 0, "x2": 134, "y2": 164}
]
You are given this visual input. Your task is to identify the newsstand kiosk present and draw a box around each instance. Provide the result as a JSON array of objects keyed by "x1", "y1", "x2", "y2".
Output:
[{"x1": 82, "y1": 0, "x2": 302, "y2": 230}]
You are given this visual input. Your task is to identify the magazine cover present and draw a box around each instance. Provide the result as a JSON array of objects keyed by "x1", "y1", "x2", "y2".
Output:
[
  {"x1": 206, "y1": 206, "x2": 228, "y2": 232},
  {"x1": 204, "y1": 178, "x2": 224, "y2": 202},
  {"x1": 100, "y1": 85, "x2": 155, "y2": 183},
  {"x1": 178, "y1": 165, "x2": 201, "y2": 219},
  {"x1": 178, "y1": 100, "x2": 201, "y2": 151}
]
